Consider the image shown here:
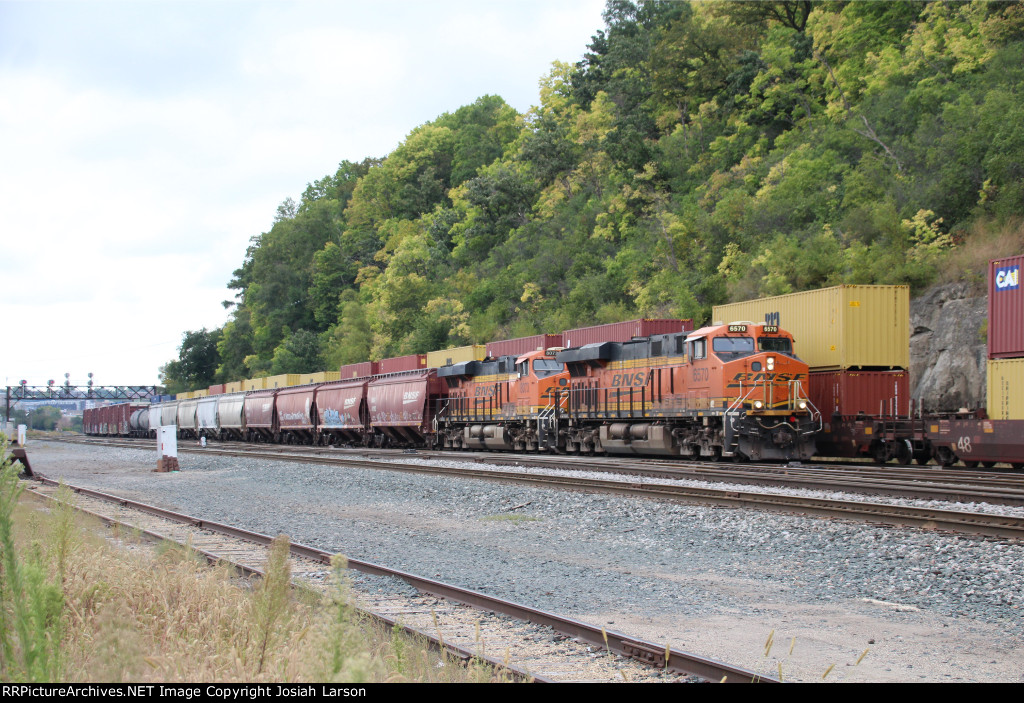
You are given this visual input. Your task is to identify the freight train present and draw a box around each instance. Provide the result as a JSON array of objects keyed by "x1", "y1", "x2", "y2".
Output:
[
  {"x1": 85, "y1": 321, "x2": 821, "y2": 462},
  {"x1": 84, "y1": 253, "x2": 1024, "y2": 470}
]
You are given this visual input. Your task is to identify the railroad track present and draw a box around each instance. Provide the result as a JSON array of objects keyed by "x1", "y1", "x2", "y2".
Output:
[
  {"x1": 49, "y1": 437, "x2": 1024, "y2": 540},
  {"x1": 25, "y1": 473, "x2": 774, "y2": 684}
]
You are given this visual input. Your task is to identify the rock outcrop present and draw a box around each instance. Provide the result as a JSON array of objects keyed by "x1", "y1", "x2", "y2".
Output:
[{"x1": 909, "y1": 282, "x2": 988, "y2": 412}]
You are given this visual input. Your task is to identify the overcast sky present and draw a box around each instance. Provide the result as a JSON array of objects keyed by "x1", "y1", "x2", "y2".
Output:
[{"x1": 0, "y1": 0, "x2": 606, "y2": 390}]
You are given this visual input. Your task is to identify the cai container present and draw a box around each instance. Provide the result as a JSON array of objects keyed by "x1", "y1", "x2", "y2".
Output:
[{"x1": 988, "y1": 254, "x2": 1024, "y2": 359}]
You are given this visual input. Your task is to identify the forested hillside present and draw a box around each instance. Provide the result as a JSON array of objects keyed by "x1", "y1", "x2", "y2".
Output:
[{"x1": 160, "y1": 0, "x2": 1024, "y2": 393}]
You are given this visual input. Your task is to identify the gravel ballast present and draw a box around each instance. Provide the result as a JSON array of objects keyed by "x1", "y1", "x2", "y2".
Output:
[{"x1": 26, "y1": 441, "x2": 1024, "y2": 682}]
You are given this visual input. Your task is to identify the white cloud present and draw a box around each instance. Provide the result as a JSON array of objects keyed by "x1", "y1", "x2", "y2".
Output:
[{"x1": 0, "y1": 0, "x2": 606, "y2": 389}]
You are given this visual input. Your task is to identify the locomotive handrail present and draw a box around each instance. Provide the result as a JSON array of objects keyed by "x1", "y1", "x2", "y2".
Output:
[{"x1": 790, "y1": 379, "x2": 823, "y2": 434}]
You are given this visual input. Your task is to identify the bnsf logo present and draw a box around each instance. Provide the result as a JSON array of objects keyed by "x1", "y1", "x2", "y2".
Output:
[
  {"x1": 402, "y1": 391, "x2": 421, "y2": 404},
  {"x1": 995, "y1": 265, "x2": 1020, "y2": 291},
  {"x1": 730, "y1": 372, "x2": 804, "y2": 384},
  {"x1": 611, "y1": 372, "x2": 646, "y2": 388},
  {"x1": 474, "y1": 386, "x2": 496, "y2": 397}
]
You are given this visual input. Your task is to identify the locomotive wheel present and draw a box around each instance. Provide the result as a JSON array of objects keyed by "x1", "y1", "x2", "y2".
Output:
[
  {"x1": 982, "y1": 461, "x2": 997, "y2": 469},
  {"x1": 963, "y1": 460, "x2": 980, "y2": 469}
]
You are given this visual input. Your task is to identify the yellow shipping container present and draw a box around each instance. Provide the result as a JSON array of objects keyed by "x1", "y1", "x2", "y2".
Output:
[
  {"x1": 309, "y1": 371, "x2": 341, "y2": 383},
  {"x1": 987, "y1": 358, "x2": 1024, "y2": 420},
  {"x1": 243, "y1": 378, "x2": 266, "y2": 391},
  {"x1": 712, "y1": 285, "x2": 909, "y2": 371},
  {"x1": 265, "y1": 374, "x2": 301, "y2": 388},
  {"x1": 426, "y1": 344, "x2": 487, "y2": 368},
  {"x1": 192, "y1": 389, "x2": 208, "y2": 398},
  {"x1": 225, "y1": 382, "x2": 243, "y2": 394},
  {"x1": 177, "y1": 391, "x2": 193, "y2": 400}
]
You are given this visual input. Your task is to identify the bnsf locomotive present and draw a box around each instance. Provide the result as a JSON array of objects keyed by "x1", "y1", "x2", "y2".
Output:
[{"x1": 435, "y1": 322, "x2": 819, "y2": 461}]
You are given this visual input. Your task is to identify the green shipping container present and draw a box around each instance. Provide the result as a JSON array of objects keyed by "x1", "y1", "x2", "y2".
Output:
[{"x1": 712, "y1": 285, "x2": 909, "y2": 370}]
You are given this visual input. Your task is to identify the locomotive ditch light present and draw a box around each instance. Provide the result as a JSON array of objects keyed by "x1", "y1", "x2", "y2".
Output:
[
  {"x1": 753, "y1": 400, "x2": 764, "y2": 410},
  {"x1": 798, "y1": 401, "x2": 807, "y2": 410}
]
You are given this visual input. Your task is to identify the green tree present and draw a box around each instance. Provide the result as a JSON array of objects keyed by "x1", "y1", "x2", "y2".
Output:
[{"x1": 160, "y1": 328, "x2": 223, "y2": 393}]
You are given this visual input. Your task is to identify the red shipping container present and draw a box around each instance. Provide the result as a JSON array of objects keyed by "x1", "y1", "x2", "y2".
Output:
[
  {"x1": 988, "y1": 254, "x2": 1024, "y2": 359},
  {"x1": 808, "y1": 369, "x2": 909, "y2": 418},
  {"x1": 276, "y1": 386, "x2": 316, "y2": 431},
  {"x1": 317, "y1": 380, "x2": 369, "y2": 430},
  {"x1": 378, "y1": 354, "x2": 427, "y2": 374},
  {"x1": 339, "y1": 361, "x2": 379, "y2": 379},
  {"x1": 562, "y1": 319, "x2": 694, "y2": 348},
  {"x1": 486, "y1": 334, "x2": 563, "y2": 359},
  {"x1": 208, "y1": 384, "x2": 225, "y2": 396}
]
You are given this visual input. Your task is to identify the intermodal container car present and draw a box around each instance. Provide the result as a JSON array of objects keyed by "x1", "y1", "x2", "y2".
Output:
[
  {"x1": 265, "y1": 374, "x2": 301, "y2": 389},
  {"x1": 987, "y1": 358, "x2": 1024, "y2": 420},
  {"x1": 485, "y1": 334, "x2": 564, "y2": 359},
  {"x1": 561, "y1": 319, "x2": 694, "y2": 348},
  {"x1": 426, "y1": 345, "x2": 486, "y2": 369},
  {"x1": 712, "y1": 285, "x2": 910, "y2": 370},
  {"x1": 808, "y1": 369, "x2": 909, "y2": 418},
  {"x1": 339, "y1": 361, "x2": 379, "y2": 379},
  {"x1": 988, "y1": 254, "x2": 1024, "y2": 359},
  {"x1": 243, "y1": 378, "x2": 267, "y2": 391},
  {"x1": 378, "y1": 354, "x2": 427, "y2": 374}
]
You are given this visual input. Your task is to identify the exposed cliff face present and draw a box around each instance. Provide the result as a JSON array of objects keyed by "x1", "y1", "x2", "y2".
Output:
[{"x1": 910, "y1": 283, "x2": 988, "y2": 412}]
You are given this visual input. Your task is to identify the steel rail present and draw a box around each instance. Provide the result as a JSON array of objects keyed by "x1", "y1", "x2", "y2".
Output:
[
  {"x1": 40, "y1": 438, "x2": 1024, "y2": 539},
  {"x1": 30, "y1": 474, "x2": 775, "y2": 683},
  {"x1": 24, "y1": 482, "x2": 548, "y2": 684},
  {"x1": 52, "y1": 436, "x2": 1024, "y2": 501}
]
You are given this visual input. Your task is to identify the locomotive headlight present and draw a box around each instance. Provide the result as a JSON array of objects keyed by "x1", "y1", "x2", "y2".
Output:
[{"x1": 767, "y1": 356, "x2": 776, "y2": 371}]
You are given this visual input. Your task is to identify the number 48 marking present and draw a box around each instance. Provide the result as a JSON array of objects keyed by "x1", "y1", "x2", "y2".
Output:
[{"x1": 957, "y1": 436, "x2": 972, "y2": 453}]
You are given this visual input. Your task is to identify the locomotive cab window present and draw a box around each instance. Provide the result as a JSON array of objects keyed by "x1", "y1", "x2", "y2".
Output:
[
  {"x1": 712, "y1": 336, "x2": 754, "y2": 360},
  {"x1": 689, "y1": 338, "x2": 707, "y2": 361},
  {"x1": 532, "y1": 359, "x2": 565, "y2": 379},
  {"x1": 517, "y1": 362, "x2": 529, "y2": 377},
  {"x1": 758, "y1": 337, "x2": 793, "y2": 355}
]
